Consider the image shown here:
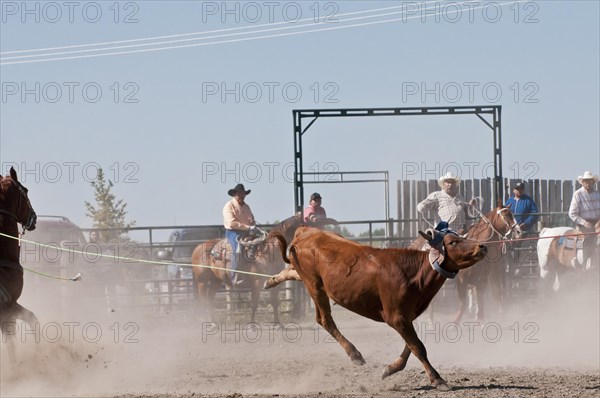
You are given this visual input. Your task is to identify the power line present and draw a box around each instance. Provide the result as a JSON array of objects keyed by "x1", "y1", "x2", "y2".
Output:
[{"x1": 0, "y1": 1, "x2": 525, "y2": 66}]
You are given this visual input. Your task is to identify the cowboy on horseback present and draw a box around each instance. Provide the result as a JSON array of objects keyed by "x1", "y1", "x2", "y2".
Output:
[
  {"x1": 568, "y1": 171, "x2": 600, "y2": 268},
  {"x1": 417, "y1": 172, "x2": 476, "y2": 235},
  {"x1": 222, "y1": 183, "x2": 257, "y2": 286}
]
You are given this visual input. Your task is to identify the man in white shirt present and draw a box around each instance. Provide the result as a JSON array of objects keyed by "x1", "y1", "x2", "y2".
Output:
[
  {"x1": 417, "y1": 172, "x2": 472, "y2": 234},
  {"x1": 568, "y1": 171, "x2": 600, "y2": 267},
  {"x1": 223, "y1": 183, "x2": 256, "y2": 286}
]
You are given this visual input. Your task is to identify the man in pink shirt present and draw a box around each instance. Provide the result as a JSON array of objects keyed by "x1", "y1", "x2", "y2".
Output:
[
  {"x1": 223, "y1": 183, "x2": 256, "y2": 286},
  {"x1": 304, "y1": 192, "x2": 327, "y2": 224}
]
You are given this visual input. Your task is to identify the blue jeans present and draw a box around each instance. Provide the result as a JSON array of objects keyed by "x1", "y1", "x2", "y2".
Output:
[{"x1": 225, "y1": 229, "x2": 242, "y2": 283}]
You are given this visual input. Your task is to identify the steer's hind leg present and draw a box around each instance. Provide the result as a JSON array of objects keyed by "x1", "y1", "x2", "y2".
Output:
[
  {"x1": 263, "y1": 266, "x2": 301, "y2": 289},
  {"x1": 312, "y1": 288, "x2": 366, "y2": 366},
  {"x1": 390, "y1": 317, "x2": 449, "y2": 390}
]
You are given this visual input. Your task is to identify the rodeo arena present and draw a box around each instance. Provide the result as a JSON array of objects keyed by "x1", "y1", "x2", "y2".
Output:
[{"x1": 0, "y1": 105, "x2": 599, "y2": 398}]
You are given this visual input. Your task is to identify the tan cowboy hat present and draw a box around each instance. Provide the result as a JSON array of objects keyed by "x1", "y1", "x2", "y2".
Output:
[
  {"x1": 438, "y1": 172, "x2": 461, "y2": 188},
  {"x1": 228, "y1": 183, "x2": 251, "y2": 196},
  {"x1": 577, "y1": 171, "x2": 599, "y2": 184}
]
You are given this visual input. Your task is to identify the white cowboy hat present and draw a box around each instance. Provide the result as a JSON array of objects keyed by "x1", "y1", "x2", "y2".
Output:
[
  {"x1": 577, "y1": 171, "x2": 599, "y2": 184},
  {"x1": 438, "y1": 172, "x2": 461, "y2": 188}
]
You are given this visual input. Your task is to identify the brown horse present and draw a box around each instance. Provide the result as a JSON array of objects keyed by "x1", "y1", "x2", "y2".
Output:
[
  {"x1": 537, "y1": 220, "x2": 600, "y2": 293},
  {"x1": 411, "y1": 205, "x2": 522, "y2": 323},
  {"x1": 453, "y1": 205, "x2": 522, "y2": 322},
  {"x1": 0, "y1": 167, "x2": 38, "y2": 362},
  {"x1": 191, "y1": 213, "x2": 304, "y2": 323}
]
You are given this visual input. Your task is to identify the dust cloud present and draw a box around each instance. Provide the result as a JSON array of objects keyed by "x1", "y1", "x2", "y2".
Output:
[{"x1": 1, "y1": 268, "x2": 599, "y2": 397}]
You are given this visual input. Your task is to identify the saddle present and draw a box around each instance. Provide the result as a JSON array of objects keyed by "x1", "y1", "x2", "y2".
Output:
[
  {"x1": 209, "y1": 237, "x2": 259, "y2": 264},
  {"x1": 210, "y1": 230, "x2": 267, "y2": 264},
  {"x1": 210, "y1": 239, "x2": 234, "y2": 262},
  {"x1": 555, "y1": 232, "x2": 585, "y2": 268}
]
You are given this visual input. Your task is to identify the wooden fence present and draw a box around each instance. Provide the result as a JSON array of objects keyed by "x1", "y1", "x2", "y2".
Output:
[{"x1": 397, "y1": 178, "x2": 584, "y2": 238}]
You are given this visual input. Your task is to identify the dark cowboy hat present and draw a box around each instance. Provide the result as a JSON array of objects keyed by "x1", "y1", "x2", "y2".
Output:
[
  {"x1": 228, "y1": 183, "x2": 251, "y2": 196},
  {"x1": 513, "y1": 182, "x2": 525, "y2": 191}
]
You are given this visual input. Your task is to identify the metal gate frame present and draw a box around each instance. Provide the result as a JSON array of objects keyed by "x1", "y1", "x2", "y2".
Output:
[{"x1": 293, "y1": 105, "x2": 503, "y2": 211}]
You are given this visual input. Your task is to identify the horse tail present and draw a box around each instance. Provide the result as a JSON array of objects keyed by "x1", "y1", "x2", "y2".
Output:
[{"x1": 271, "y1": 232, "x2": 291, "y2": 264}]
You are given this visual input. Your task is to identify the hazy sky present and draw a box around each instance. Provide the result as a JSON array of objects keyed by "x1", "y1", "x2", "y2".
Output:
[{"x1": 1, "y1": 1, "x2": 599, "y2": 233}]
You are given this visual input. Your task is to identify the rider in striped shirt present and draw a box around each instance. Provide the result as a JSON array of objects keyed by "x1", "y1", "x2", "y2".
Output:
[
  {"x1": 569, "y1": 171, "x2": 600, "y2": 232},
  {"x1": 417, "y1": 172, "x2": 472, "y2": 235},
  {"x1": 568, "y1": 171, "x2": 600, "y2": 268}
]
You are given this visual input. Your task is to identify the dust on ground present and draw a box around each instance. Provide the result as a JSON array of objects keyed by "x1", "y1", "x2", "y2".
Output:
[{"x1": 1, "y1": 275, "x2": 599, "y2": 398}]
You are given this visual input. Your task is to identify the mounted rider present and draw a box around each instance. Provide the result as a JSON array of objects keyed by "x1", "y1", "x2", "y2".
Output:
[
  {"x1": 223, "y1": 183, "x2": 257, "y2": 286},
  {"x1": 417, "y1": 172, "x2": 476, "y2": 235},
  {"x1": 568, "y1": 171, "x2": 600, "y2": 267}
]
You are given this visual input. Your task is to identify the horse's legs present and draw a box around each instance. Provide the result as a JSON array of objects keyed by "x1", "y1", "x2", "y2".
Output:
[
  {"x1": 453, "y1": 279, "x2": 468, "y2": 324},
  {"x1": 387, "y1": 316, "x2": 448, "y2": 390},
  {"x1": 196, "y1": 281, "x2": 214, "y2": 322},
  {"x1": 426, "y1": 298, "x2": 435, "y2": 326},
  {"x1": 13, "y1": 303, "x2": 38, "y2": 327},
  {"x1": 250, "y1": 279, "x2": 260, "y2": 323},
  {"x1": 0, "y1": 309, "x2": 17, "y2": 363},
  {"x1": 540, "y1": 262, "x2": 558, "y2": 298},
  {"x1": 489, "y1": 263, "x2": 505, "y2": 317},
  {"x1": 1, "y1": 303, "x2": 37, "y2": 363},
  {"x1": 269, "y1": 286, "x2": 281, "y2": 325},
  {"x1": 206, "y1": 282, "x2": 221, "y2": 323},
  {"x1": 473, "y1": 286, "x2": 485, "y2": 323}
]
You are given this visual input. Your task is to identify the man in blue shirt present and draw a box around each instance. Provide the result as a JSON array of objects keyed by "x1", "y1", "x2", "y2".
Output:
[{"x1": 504, "y1": 182, "x2": 538, "y2": 231}]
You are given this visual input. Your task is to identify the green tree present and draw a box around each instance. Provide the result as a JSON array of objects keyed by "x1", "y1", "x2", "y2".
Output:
[
  {"x1": 84, "y1": 168, "x2": 135, "y2": 242},
  {"x1": 358, "y1": 228, "x2": 386, "y2": 238},
  {"x1": 331, "y1": 225, "x2": 355, "y2": 238}
]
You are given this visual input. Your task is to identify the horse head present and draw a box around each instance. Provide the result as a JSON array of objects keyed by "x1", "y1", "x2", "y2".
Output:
[
  {"x1": 494, "y1": 205, "x2": 522, "y2": 240},
  {"x1": 269, "y1": 212, "x2": 305, "y2": 243},
  {"x1": 0, "y1": 167, "x2": 37, "y2": 231}
]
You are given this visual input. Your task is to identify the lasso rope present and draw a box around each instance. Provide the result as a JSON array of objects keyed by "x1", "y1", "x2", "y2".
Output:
[
  {"x1": 0, "y1": 231, "x2": 273, "y2": 281},
  {"x1": 477, "y1": 230, "x2": 600, "y2": 246},
  {"x1": 3, "y1": 230, "x2": 597, "y2": 282}
]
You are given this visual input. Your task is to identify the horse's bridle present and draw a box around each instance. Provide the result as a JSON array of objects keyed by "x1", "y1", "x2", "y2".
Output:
[
  {"x1": 477, "y1": 208, "x2": 521, "y2": 242},
  {"x1": 496, "y1": 207, "x2": 522, "y2": 240},
  {"x1": 0, "y1": 178, "x2": 37, "y2": 232}
]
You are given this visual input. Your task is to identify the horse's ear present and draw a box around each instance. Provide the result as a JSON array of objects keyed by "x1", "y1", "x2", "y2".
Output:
[
  {"x1": 496, "y1": 197, "x2": 503, "y2": 208},
  {"x1": 9, "y1": 167, "x2": 18, "y2": 182}
]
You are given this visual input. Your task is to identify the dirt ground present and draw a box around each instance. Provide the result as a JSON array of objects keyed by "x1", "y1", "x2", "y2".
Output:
[{"x1": 1, "y1": 280, "x2": 599, "y2": 398}]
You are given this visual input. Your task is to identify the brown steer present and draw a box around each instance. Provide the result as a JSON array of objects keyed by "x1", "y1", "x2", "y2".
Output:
[{"x1": 272, "y1": 226, "x2": 487, "y2": 390}]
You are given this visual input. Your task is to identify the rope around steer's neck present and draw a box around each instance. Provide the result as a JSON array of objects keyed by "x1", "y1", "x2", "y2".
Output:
[{"x1": 430, "y1": 258, "x2": 457, "y2": 279}]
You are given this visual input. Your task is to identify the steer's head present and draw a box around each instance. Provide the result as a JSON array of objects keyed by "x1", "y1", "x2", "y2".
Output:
[{"x1": 419, "y1": 227, "x2": 487, "y2": 273}]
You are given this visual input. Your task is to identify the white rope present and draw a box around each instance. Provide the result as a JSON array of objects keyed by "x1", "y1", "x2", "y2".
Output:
[{"x1": 0, "y1": 231, "x2": 272, "y2": 278}]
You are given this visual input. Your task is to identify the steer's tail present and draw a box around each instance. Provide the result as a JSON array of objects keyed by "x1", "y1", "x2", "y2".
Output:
[{"x1": 271, "y1": 232, "x2": 291, "y2": 264}]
